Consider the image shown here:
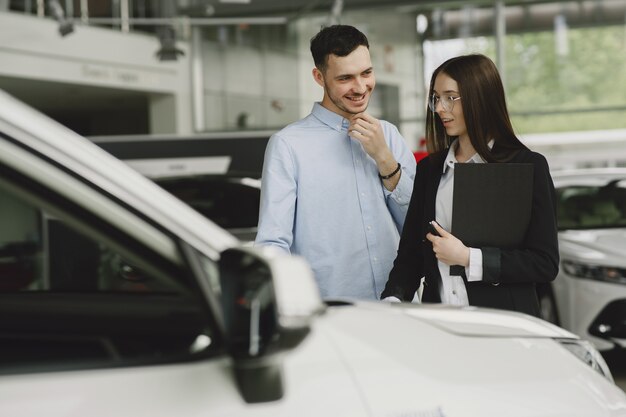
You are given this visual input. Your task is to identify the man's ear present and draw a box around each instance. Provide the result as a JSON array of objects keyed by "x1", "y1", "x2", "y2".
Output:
[{"x1": 312, "y1": 67, "x2": 325, "y2": 87}]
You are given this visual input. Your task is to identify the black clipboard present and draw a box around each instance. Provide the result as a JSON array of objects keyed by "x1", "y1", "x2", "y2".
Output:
[{"x1": 449, "y1": 163, "x2": 534, "y2": 276}]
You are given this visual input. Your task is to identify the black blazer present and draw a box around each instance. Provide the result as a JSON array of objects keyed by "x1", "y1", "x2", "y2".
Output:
[{"x1": 381, "y1": 146, "x2": 559, "y2": 317}]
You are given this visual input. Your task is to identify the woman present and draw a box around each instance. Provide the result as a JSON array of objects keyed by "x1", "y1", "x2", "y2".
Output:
[{"x1": 381, "y1": 54, "x2": 558, "y2": 317}]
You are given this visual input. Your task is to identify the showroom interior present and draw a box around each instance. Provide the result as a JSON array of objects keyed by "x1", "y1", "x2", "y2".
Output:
[{"x1": 1, "y1": 0, "x2": 626, "y2": 411}]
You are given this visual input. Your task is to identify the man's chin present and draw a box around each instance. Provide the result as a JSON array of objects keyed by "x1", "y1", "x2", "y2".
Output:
[{"x1": 344, "y1": 100, "x2": 369, "y2": 114}]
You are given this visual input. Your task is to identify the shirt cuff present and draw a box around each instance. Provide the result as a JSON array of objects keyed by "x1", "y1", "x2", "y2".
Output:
[
  {"x1": 466, "y1": 248, "x2": 483, "y2": 282},
  {"x1": 385, "y1": 168, "x2": 412, "y2": 205},
  {"x1": 383, "y1": 296, "x2": 402, "y2": 303}
]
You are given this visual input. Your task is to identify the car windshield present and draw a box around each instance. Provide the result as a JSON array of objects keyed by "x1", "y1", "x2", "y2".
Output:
[{"x1": 557, "y1": 179, "x2": 626, "y2": 230}]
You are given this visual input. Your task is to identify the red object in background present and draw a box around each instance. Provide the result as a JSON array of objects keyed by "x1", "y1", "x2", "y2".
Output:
[
  {"x1": 413, "y1": 137, "x2": 428, "y2": 162},
  {"x1": 414, "y1": 151, "x2": 428, "y2": 162}
]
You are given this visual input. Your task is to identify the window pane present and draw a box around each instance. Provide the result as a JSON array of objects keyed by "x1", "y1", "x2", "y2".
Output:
[
  {"x1": 505, "y1": 26, "x2": 626, "y2": 133},
  {"x1": 422, "y1": 0, "x2": 626, "y2": 133}
]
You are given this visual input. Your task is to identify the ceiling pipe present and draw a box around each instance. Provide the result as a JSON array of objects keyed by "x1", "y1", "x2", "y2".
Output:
[
  {"x1": 423, "y1": 0, "x2": 626, "y2": 40},
  {"x1": 80, "y1": 16, "x2": 288, "y2": 25}
]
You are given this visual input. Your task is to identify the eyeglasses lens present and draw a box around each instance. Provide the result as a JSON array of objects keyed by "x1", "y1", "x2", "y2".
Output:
[{"x1": 428, "y1": 95, "x2": 455, "y2": 112}]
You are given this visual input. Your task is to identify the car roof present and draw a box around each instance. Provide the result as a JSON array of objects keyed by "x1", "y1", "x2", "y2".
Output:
[{"x1": 0, "y1": 89, "x2": 237, "y2": 259}]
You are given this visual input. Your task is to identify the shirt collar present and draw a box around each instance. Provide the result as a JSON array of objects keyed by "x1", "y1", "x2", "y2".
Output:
[
  {"x1": 442, "y1": 139, "x2": 494, "y2": 174},
  {"x1": 311, "y1": 102, "x2": 350, "y2": 132}
]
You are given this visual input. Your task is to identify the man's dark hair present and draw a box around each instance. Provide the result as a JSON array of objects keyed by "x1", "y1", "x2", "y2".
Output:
[{"x1": 310, "y1": 25, "x2": 369, "y2": 72}]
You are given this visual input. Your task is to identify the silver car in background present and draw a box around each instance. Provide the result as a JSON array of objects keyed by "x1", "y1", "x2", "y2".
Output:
[{"x1": 539, "y1": 168, "x2": 626, "y2": 352}]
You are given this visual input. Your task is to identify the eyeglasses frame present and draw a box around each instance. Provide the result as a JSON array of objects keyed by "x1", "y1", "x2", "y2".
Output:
[{"x1": 428, "y1": 94, "x2": 462, "y2": 113}]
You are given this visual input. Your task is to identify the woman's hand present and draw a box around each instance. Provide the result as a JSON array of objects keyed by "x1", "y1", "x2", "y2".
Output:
[{"x1": 425, "y1": 221, "x2": 470, "y2": 267}]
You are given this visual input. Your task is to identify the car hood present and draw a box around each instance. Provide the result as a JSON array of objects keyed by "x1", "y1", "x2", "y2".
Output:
[
  {"x1": 385, "y1": 301, "x2": 575, "y2": 337},
  {"x1": 295, "y1": 302, "x2": 626, "y2": 417},
  {"x1": 559, "y1": 228, "x2": 626, "y2": 265},
  {"x1": 325, "y1": 300, "x2": 576, "y2": 338}
]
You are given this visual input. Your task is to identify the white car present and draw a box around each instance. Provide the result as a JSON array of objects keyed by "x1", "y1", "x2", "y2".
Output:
[
  {"x1": 539, "y1": 168, "x2": 626, "y2": 352},
  {"x1": 0, "y1": 89, "x2": 625, "y2": 417}
]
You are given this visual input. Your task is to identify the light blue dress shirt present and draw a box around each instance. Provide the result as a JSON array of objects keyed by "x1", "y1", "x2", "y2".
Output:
[{"x1": 255, "y1": 103, "x2": 416, "y2": 300}]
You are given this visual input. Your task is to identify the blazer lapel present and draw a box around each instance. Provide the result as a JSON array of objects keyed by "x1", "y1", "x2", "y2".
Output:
[{"x1": 425, "y1": 151, "x2": 447, "y2": 221}]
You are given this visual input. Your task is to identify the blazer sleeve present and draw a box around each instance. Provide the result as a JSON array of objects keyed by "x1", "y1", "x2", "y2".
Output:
[
  {"x1": 381, "y1": 156, "x2": 430, "y2": 301},
  {"x1": 481, "y1": 152, "x2": 560, "y2": 284}
]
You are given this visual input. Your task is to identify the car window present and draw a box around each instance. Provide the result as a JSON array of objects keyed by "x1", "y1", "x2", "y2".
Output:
[
  {"x1": 556, "y1": 180, "x2": 626, "y2": 230},
  {"x1": 1, "y1": 188, "x2": 174, "y2": 293},
  {"x1": 0, "y1": 180, "x2": 219, "y2": 374}
]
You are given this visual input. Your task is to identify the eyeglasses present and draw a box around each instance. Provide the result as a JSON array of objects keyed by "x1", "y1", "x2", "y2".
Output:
[{"x1": 428, "y1": 94, "x2": 461, "y2": 112}]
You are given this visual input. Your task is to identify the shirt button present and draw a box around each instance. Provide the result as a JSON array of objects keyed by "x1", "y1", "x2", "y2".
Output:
[
  {"x1": 361, "y1": 192, "x2": 365, "y2": 197},
  {"x1": 367, "y1": 226, "x2": 372, "y2": 231},
  {"x1": 452, "y1": 290, "x2": 457, "y2": 295},
  {"x1": 373, "y1": 257, "x2": 378, "y2": 262}
]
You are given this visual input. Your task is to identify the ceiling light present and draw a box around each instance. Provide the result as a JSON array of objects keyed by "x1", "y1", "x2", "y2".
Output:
[{"x1": 416, "y1": 14, "x2": 428, "y2": 35}]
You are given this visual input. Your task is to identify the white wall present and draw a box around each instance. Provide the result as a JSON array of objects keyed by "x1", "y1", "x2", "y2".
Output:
[
  {"x1": 0, "y1": 11, "x2": 193, "y2": 134},
  {"x1": 201, "y1": 40, "x2": 300, "y2": 131}
]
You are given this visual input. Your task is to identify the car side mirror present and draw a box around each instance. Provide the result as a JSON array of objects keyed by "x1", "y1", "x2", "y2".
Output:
[{"x1": 219, "y1": 247, "x2": 324, "y2": 403}]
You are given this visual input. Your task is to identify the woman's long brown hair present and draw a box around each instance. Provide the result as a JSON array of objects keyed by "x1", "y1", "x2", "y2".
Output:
[{"x1": 425, "y1": 54, "x2": 526, "y2": 162}]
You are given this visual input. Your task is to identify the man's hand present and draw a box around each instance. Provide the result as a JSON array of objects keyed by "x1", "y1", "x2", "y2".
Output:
[
  {"x1": 425, "y1": 221, "x2": 470, "y2": 267},
  {"x1": 349, "y1": 112, "x2": 399, "y2": 190},
  {"x1": 348, "y1": 112, "x2": 390, "y2": 162}
]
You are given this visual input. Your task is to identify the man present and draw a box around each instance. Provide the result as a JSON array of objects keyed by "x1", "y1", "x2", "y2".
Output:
[{"x1": 255, "y1": 25, "x2": 415, "y2": 300}]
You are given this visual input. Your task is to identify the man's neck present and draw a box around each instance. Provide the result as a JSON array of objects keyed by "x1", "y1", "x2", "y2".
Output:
[{"x1": 320, "y1": 99, "x2": 350, "y2": 120}]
